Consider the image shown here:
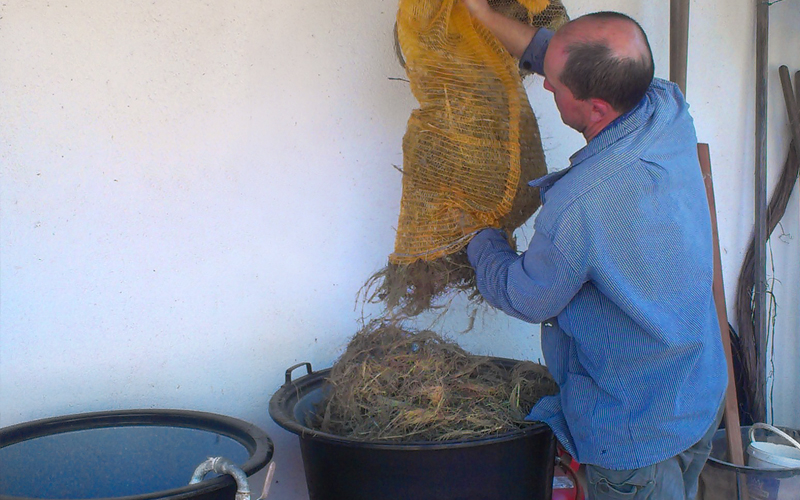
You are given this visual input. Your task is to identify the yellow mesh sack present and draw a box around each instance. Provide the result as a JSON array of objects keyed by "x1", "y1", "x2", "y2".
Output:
[{"x1": 390, "y1": 0, "x2": 567, "y2": 265}]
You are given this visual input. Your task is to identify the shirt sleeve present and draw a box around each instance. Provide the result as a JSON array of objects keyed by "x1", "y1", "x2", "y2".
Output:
[
  {"x1": 519, "y1": 28, "x2": 554, "y2": 76},
  {"x1": 466, "y1": 227, "x2": 583, "y2": 323}
]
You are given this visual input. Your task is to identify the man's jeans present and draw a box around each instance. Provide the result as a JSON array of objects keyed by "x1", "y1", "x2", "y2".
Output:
[{"x1": 585, "y1": 407, "x2": 724, "y2": 500}]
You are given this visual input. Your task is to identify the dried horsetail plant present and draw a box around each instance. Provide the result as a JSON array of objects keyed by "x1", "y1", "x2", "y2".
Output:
[{"x1": 312, "y1": 321, "x2": 559, "y2": 441}]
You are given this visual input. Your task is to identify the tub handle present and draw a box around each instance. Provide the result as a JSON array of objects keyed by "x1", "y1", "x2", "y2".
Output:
[
  {"x1": 190, "y1": 456, "x2": 251, "y2": 500},
  {"x1": 749, "y1": 423, "x2": 800, "y2": 450},
  {"x1": 285, "y1": 362, "x2": 313, "y2": 384}
]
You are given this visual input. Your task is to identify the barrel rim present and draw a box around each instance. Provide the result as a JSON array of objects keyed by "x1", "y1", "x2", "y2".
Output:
[{"x1": 0, "y1": 409, "x2": 274, "y2": 500}]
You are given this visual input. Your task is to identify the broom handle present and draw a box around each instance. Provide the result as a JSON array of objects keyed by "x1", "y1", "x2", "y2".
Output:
[{"x1": 698, "y1": 143, "x2": 746, "y2": 467}]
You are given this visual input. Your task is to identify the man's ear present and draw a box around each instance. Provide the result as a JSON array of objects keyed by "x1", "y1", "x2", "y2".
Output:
[{"x1": 588, "y1": 98, "x2": 617, "y2": 124}]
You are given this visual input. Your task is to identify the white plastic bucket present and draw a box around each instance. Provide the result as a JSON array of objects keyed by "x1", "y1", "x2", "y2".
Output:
[
  {"x1": 747, "y1": 423, "x2": 800, "y2": 470},
  {"x1": 699, "y1": 426, "x2": 800, "y2": 500}
]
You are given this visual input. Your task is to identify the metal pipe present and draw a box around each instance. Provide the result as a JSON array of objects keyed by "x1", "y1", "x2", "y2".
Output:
[
  {"x1": 669, "y1": 0, "x2": 690, "y2": 96},
  {"x1": 190, "y1": 457, "x2": 251, "y2": 500},
  {"x1": 753, "y1": 0, "x2": 769, "y2": 423}
]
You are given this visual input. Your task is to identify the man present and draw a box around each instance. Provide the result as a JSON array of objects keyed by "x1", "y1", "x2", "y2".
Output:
[{"x1": 461, "y1": 1, "x2": 728, "y2": 499}]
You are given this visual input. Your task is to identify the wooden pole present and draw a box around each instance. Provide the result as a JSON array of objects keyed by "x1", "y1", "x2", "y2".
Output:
[
  {"x1": 669, "y1": 0, "x2": 690, "y2": 96},
  {"x1": 753, "y1": 0, "x2": 769, "y2": 424},
  {"x1": 698, "y1": 144, "x2": 746, "y2": 467},
  {"x1": 779, "y1": 67, "x2": 800, "y2": 157}
]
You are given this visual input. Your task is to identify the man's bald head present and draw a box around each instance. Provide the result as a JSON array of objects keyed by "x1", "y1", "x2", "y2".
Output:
[{"x1": 551, "y1": 12, "x2": 654, "y2": 113}]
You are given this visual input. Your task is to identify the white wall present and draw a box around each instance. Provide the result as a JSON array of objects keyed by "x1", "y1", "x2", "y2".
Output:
[
  {"x1": 759, "y1": 0, "x2": 800, "y2": 427},
  {"x1": 0, "y1": 0, "x2": 797, "y2": 498}
]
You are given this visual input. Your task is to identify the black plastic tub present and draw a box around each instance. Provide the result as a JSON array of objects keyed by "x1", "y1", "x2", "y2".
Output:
[
  {"x1": 0, "y1": 409, "x2": 273, "y2": 500},
  {"x1": 269, "y1": 360, "x2": 556, "y2": 500}
]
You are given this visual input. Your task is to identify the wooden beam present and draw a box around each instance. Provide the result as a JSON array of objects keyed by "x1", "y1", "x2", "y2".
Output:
[
  {"x1": 753, "y1": 0, "x2": 770, "y2": 423},
  {"x1": 669, "y1": 0, "x2": 690, "y2": 96},
  {"x1": 698, "y1": 144, "x2": 746, "y2": 467}
]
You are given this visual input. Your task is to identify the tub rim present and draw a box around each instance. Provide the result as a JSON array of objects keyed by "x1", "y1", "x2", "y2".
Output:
[{"x1": 0, "y1": 408, "x2": 273, "y2": 500}]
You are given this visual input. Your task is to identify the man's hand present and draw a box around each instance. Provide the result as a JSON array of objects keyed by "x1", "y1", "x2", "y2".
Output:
[{"x1": 459, "y1": 0, "x2": 538, "y2": 59}]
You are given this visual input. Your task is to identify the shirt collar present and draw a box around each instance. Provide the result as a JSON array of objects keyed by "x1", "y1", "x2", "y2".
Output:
[
  {"x1": 569, "y1": 92, "x2": 651, "y2": 166},
  {"x1": 528, "y1": 168, "x2": 570, "y2": 189},
  {"x1": 527, "y1": 89, "x2": 653, "y2": 191}
]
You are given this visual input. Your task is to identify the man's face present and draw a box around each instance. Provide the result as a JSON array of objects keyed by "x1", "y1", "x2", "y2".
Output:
[{"x1": 542, "y1": 38, "x2": 592, "y2": 134}]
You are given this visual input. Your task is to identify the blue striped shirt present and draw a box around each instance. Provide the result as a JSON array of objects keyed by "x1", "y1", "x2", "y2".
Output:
[{"x1": 466, "y1": 31, "x2": 728, "y2": 469}]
